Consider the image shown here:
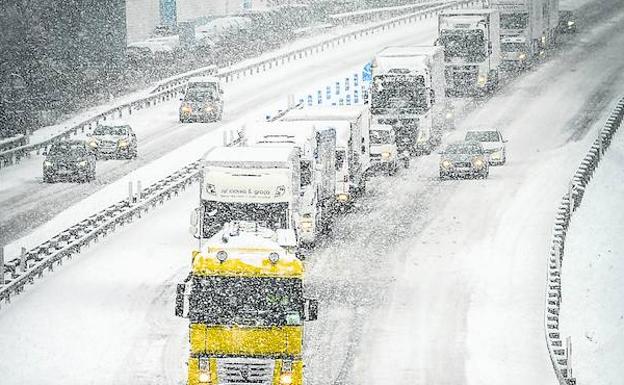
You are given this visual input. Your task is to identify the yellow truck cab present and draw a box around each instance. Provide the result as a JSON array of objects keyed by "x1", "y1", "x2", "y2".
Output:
[{"x1": 175, "y1": 221, "x2": 318, "y2": 385}]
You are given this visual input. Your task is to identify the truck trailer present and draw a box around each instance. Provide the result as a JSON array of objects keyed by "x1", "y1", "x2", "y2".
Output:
[
  {"x1": 279, "y1": 105, "x2": 371, "y2": 206},
  {"x1": 370, "y1": 46, "x2": 449, "y2": 155},
  {"x1": 246, "y1": 121, "x2": 337, "y2": 245},
  {"x1": 176, "y1": 221, "x2": 318, "y2": 385},
  {"x1": 438, "y1": 9, "x2": 502, "y2": 96}
]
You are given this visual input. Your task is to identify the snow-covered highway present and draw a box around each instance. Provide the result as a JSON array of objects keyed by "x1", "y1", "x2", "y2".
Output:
[{"x1": 1, "y1": 0, "x2": 623, "y2": 384}]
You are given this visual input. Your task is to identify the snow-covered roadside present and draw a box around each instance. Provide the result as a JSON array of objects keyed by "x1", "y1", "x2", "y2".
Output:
[{"x1": 559, "y1": 121, "x2": 624, "y2": 385}]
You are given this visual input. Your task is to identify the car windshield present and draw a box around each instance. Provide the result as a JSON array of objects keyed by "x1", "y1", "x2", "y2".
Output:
[
  {"x1": 501, "y1": 42, "x2": 526, "y2": 52},
  {"x1": 93, "y1": 126, "x2": 128, "y2": 136},
  {"x1": 301, "y1": 160, "x2": 312, "y2": 188},
  {"x1": 189, "y1": 276, "x2": 304, "y2": 327},
  {"x1": 185, "y1": 83, "x2": 218, "y2": 101},
  {"x1": 444, "y1": 143, "x2": 482, "y2": 154},
  {"x1": 48, "y1": 143, "x2": 86, "y2": 156},
  {"x1": 370, "y1": 130, "x2": 392, "y2": 145},
  {"x1": 501, "y1": 13, "x2": 529, "y2": 29},
  {"x1": 465, "y1": 131, "x2": 500, "y2": 142},
  {"x1": 439, "y1": 30, "x2": 486, "y2": 62}
]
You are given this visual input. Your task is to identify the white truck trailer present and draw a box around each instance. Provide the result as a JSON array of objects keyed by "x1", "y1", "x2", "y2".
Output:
[
  {"x1": 246, "y1": 121, "x2": 337, "y2": 245},
  {"x1": 370, "y1": 46, "x2": 449, "y2": 156},
  {"x1": 279, "y1": 105, "x2": 371, "y2": 206},
  {"x1": 438, "y1": 9, "x2": 502, "y2": 96},
  {"x1": 488, "y1": 0, "x2": 559, "y2": 71},
  {"x1": 195, "y1": 146, "x2": 304, "y2": 243}
]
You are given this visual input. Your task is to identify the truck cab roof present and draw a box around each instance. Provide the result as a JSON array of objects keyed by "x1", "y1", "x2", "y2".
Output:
[
  {"x1": 281, "y1": 105, "x2": 367, "y2": 122},
  {"x1": 204, "y1": 146, "x2": 298, "y2": 168}
]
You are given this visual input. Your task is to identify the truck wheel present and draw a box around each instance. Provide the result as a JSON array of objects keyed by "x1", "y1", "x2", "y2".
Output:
[{"x1": 43, "y1": 175, "x2": 53, "y2": 183}]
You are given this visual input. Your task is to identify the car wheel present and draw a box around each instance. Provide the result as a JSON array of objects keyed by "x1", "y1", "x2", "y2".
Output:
[{"x1": 43, "y1": 175, "x2": 54, "y2": 183}]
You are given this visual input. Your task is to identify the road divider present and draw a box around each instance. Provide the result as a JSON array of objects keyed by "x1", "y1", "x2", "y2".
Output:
[{"x1": 544, "y1": 96, "x2": 624, "y2": 385}]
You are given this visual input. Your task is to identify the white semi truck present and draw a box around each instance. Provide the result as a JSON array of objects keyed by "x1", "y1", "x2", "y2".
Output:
[
  {"x1": 370, "y1": 46, "x2": 449, "y2": 156},
  {"x1": 488, "y1": 0, "x2": 559, "y2": 71},
  {"x1": 438, "y1": 9, "x2": 501, "y2": 96},
  {"x1": 279, "y1": 105, "x2": 371, "y2": 206},
  {"x1": 246, "y1": 121, "x2": 337, "y2": 245},
  {"x1": 195, "y1": 146, "x2": 306, "y2": 244}
]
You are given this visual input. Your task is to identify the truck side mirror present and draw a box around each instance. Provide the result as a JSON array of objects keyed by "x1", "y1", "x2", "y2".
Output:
[
  {"x1": 190, "y1": 207, "x2": 202, "y2": 238},
  {"x1": 488, "y1": 41, "x2": 493, "y2": 55},
  {"x1": 430, "y1": 89, "x2": 436, "y2": 105},
  {"x1": 305, "y1": 298, "x2": 318, "y2": 321},
  {"x1": 175, "y1": 283, "x2": 189, "y2": 318},
  {"x1": 434, "y1": 38, "x2": 440, "y2": 46}
]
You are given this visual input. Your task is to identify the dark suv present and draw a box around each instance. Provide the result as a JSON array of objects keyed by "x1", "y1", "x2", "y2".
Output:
[{"x1": 43, "y1": 140, "x2": 96, "y2": 183}]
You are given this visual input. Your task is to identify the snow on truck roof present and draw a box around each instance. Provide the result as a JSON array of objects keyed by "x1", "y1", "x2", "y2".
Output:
[
  {"x1": 440, "y1": 9, "x2": 498, "y2": 16},
  {"x1": 269, "y1": 118, "x2": 351, "y2": 146},
  {"x1": 204, "y1": 146, "x2": 296, "y2": 166},
  {"x1": 377, "y1": 46, "x2": 441, "y2": 57},
  {"x1": 187, "y1": 76, "x2": 220, "y2": 84}
]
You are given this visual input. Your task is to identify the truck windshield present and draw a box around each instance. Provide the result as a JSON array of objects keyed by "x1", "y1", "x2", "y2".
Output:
[
  {"x1": 201, "y1": 201, "x2": 289, "y2": 238},
  {"x1": 439, "y1": 30, "x2": 486, "y2": 62},
  {"x1": 371, "y1": 75, "x2": 427, "y2": 112},
  {"x1": 335, "y1": 150, "x2": 346, "y2": 171},
  {"x1": 500, "y1": 13, "x2": 528, "y2": 30},
  {"x1": 301, "y1": 160, "x2": 312, "y2": 188},
  {"x1": 189, "y1": 276, "x2": 304, "y2": 327},
  {"x1": 370, "y1": 130, "x2": 392, "y2": 145}
]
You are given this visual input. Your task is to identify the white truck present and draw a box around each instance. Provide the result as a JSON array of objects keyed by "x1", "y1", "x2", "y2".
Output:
[
  {"x1": 246, "y1": 121, "x2": 337, "y2": 245},
  {"x1": 488, "y1": 0, "x2": 559, "y2": 71},
  {"x1": 438, "y1": 9, "x2": 501, "y2": 96},
  {"x1": 279, "y1": 105, "x2": 371, "y2": 206},
  {"x1": 195, "y1": 146, "x2": 305, "y2": 244},
  {"x1": 370, "y1": 46, "x2": 449, "y2": 156}
]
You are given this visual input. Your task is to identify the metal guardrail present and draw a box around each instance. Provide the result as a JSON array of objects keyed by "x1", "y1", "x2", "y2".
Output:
[
  {"x1": 0, "y1": 134, "x2": 28, "y2": 153},
  {"x1": 544, "y1": 96, "x2": 624, "y2": 385},
  {"x1": 0, "y1": 101, "x2": 302, "y2": 308},
  {"x1": 0, "y1": 0, "x2": 475, "y2": 170},
  {"x1": 329, "y1": 0, "x2": 451, "y2": 24}
]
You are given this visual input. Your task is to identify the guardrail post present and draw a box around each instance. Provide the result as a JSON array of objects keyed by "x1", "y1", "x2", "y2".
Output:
[
  {"x1": 128, "y1": 181, "x2": 134, "y2": 204},
  {"x1": 20, "y1": 247, "x2": 27, "y2": 272},
  {"x1": 0, "y1": 246, "x2": 4, "y2": 286},
  {"x1": 566, "y1": 336, "x2": 573, "y2": 380}
]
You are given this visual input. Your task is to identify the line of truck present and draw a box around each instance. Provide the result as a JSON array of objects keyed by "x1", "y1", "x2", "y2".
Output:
[{"x1": 173, "y1": 2, "x2": 566, "y2": 384}]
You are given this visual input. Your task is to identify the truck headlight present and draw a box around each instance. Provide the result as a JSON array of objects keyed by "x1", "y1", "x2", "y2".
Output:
[
  {"x1": 198, "y1": 373, "x2": 210, "y2": 383},
  {"x1": 44, "y1": 160, "x2": 53, "y2": 167},
  {"x1": 441, "y1": 160, "x2": 452, "y2": 169},
  {"x1": 118, "y1": 139, "x2": 128, "y2": 148},
  {"x1": 268, "y1": 252, "x2": 280, "y2": 264},
  {"x1": 88, "y1": 139, "x2": 98, "y2": 148},
  {"x1": 518, "y1": 53, "x2": 527, "y2": 60},
  {"x1": 445, "y1": 111, "x2": 454, "y2": 120},
  {"x1": 280, "y1": 373, "x2": 293, "y2": 385},
  {"x1": 337, "y1": 193, "x2": 349, "y2": 202},
  {"x1": 181, "y1": 105, "x2": 192, "y2": 114},
  {"x1": 381, "y1": 151, "x2": 391, "y2": 160},
  {"x1": 568, "y1": 21, "x2": 575, "y2": 26},
  {"x1": 477, "y1": 74, "x2": 488, "y2": 86},
  {"x1": 301, "y1": 214, "x2": 313, "y2": 231},
  {"x1": 198, "y1": 356, "x2": 210, "y2": 383},
  {"x1": 205, "y1": 105, "x2": 214, "y2": 113},
  {"x1": 77, "y1": 160, "x2": 88, "y2": 167}
]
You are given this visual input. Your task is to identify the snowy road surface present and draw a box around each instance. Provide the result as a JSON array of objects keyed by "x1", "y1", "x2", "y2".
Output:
[
  {"x1": 1, "y1": 0, "x2": 623, "y2": 384},
  {"x1": 0, "y1": 10, "x2": 445, "y2": 246},
  {"x1": 560, "y1": 121, "x2": 624, "y2": 385}
]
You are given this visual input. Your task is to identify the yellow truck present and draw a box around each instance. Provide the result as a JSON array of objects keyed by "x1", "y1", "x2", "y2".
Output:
[{"x1": 175, "y1": 221, "x2": 318, "y2": 385}]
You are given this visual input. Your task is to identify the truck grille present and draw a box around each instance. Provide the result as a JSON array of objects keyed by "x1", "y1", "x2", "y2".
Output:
[
  {"x1": 445, "y1": 65, "x2": 478, "y2": 89},
  {"x1": 217, "y1": 358, "x2": 275, "y2": 385}
]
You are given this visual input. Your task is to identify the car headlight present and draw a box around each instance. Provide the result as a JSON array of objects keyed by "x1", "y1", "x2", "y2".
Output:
[
  {"x1": 205, "y1": 105, "x2": 214, "y2": 113},
  {"x1": 445, "y1": 111, "x2": 453, "y2": 120},
  {"x1": 44, "y1": 160, "x2": 53, "y2": 167},
  {"x1": 181, "y1": 105, "x2": 192, "y2": 113},
  {"x1": 88, "y1": 139, "x2": 98, "y2": 148},
  {"x1": 473, "y1": 158, "x2": 485, "y2": 168},
  {"x1": 518, "y1": 53, "x2": 527, "y2": 60},
  {"x1": 77, "y1": 160, "x2": 88, "y2": 167},
  {"x1": 441, "y1": 159, "x2": 452, "y2": 169},
  {"x1": 477, "y1": 74, "x2": 488, "y2": 86},
  {"x1": 568, "y1": 21, "x2": 575, "y2": 26},
  {"x1": 118, "y1": 139, "x2": 128, "y2": 148},
  {"x1": 381, "y1": 151, "x2": 391, "y2": 160}
]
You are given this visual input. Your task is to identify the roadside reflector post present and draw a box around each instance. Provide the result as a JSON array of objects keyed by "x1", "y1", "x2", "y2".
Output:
[
  {"x1": 566, "y1": 336, "x2": 574, "y2": 380},
  {"x1": 20, "y1": 247, "x2": 27, "y2": 273},
  {"x1": 287, "y1": 94, "x2": 295, "y2": 109},
  {"x1": 137, "y1": 180, "x2": 142, "y2": 201},
  {"x1": 128, "y1": 181, "x2": 134, "y2": 204},
  {"x1": 223, "y1": 131, "x2": 228, "y2": 146},
  {"x1": 0, "y1": 247, "x2": 4, "y2": 285}
]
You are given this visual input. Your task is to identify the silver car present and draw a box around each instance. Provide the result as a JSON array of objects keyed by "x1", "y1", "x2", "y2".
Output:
[
  {"x1": 88, "y1": 123, "x2": 138, "y2": 159},
  {"x1": 465, "y1": 130, "x2": 507, "y2": 165},
  {"x1": 439, "y1": 141, "x2": 489, "y2": 179}
]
